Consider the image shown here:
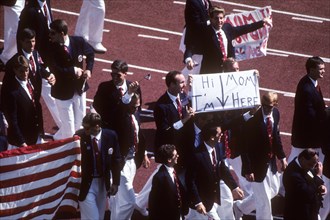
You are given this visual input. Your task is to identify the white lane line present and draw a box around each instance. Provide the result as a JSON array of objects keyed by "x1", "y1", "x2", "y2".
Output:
[
  {"x1": 267, "y1": 49, "x2": 330, "y2": 63},
  {"x1": 292, "y1": 17, "x2": 323, "y2": 23},
  {"x1": 138, "y1": 34, "x2": 169, "y2": 41},
  {"x1": 0, "y1": 39, "x2": 4, "y2": 43},
  {"x1": 52, "y1": 8, "x2": 183, "y2": 36},
  {"x1": 102, "y1": 68, "x2": 134, "y2": 75},
  {"x1": 103, "y1": 29, "x2": 110, "y2": 33},
  {"x1": 267, "y1": 52, "x2": 289, "y2": 57},
  {"x1": 260, "y1": 87, "x2": 330, "y2": 102}
]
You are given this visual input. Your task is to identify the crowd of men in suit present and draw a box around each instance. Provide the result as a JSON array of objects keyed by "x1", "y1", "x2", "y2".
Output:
[{"x1": 0, "y1": 0, "x2": 329, "y2": 220}]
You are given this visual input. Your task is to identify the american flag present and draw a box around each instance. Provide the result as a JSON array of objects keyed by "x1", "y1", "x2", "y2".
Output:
[{"x1": 0, "y1": 136, "x2": 81, "y2": 219}]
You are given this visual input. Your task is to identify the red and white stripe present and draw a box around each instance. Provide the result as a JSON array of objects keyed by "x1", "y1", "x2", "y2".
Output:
[{"x1": 0, "y1": 136, "x2": 81, "y2": 219}]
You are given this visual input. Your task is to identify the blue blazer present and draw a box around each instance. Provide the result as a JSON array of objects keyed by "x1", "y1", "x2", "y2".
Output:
[
  {"x1": 1, "y1": 78, "x2": 44, "y2": 146},
  {"x1": 241, "y1": 108, "x2": 286, "y2": 182},
  {"x1": 186, "y1": 143, "x2": 237, "y2": 212},
  {"x1": 49, "y1": 36, "x2": 94, "y2": 100},
  {"x1": 184, "y1": 0, "x2": 212, "y2": 54},
  {"x1": 17, "y1": 0, "x2": 53, "y2": 65},
  {"x1": 291, "y1": 75, "x2": 326, "y2": 148},
  {"x1": 149, "y1": 165, "x2": 188, "y2": 220},
  {"x1": 76, "y1": 128, "x2": 122, "y2": 201},
  {"x1": 283, "y1": 159, "x2": 324, "y2": 220},
  {"x1": 153, "y1": 92, "x2": 194, "y2": 167}
]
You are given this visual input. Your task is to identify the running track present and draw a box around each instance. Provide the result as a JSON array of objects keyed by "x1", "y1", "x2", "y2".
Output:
[{"x1": 1, "y1": 0, "x2": 329, "y2": 194}]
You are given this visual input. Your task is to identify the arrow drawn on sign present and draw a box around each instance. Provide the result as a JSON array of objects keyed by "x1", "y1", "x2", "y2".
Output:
[{"x1": 216, "y1": 75, "x2": 229, "y2": 108}]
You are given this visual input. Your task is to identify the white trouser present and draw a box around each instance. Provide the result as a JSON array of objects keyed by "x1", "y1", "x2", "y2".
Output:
[
  {"x1": 53, "y1": 92, "x2": 86, "y2": 140},
  {"x1": 186, "y1": 204, "x2": 220, "y2": 220},
  {"x1": 41, "y1": 79, "x2": 62, "y2": 128},
  {"x1": 0, "y1": 0, "x2": 25, "y2": 64},
  {"x1": 216, "y1": 180, "x2": 234, "y2": 220},
  {"x1": 319, "y1": 174, "x2": 330, "y2": 220},
  {"x1": 288, "y1": 146, "x2": 324, "y2": 163},
  {"x1": 79, "y1": 178, "x2": 107, "y2": 220},
  {"x1": 135, "y1": 164, "x2": 161, "y2": 209},
  {"x1": 110, "y1": 158, "x2": 137, "y2": 220},
  {"x1": 74, "y1": 0, "x2": 105, "y2": 44},
  {"x1": 251, "y1": 167, "x2": 280, "y2": 220},
  {"x1": 228, "y1": 156, "x2": 253, "y2": 196}
]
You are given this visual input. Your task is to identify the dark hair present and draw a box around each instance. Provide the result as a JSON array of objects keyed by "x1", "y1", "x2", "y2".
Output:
[
  {"x1": 200, "y1": 123, "x2": 220, "y2": 142},
  {"x1": 111, "y1": 60, "x2": 128, "y2": 73},
  {"x1": 305, "y1": 56, "x2": 325, "y2": 74},
  {"x1": 18, "y1": 28, "x2": 36, "y2": 42},
  {"x1": 157, "y1": 144, "x2": 176, "y2": 164},
  {"x1": 223, "y1": 57, "x2": 238, "y2": 72},
  {"x1": 165, "y1": 70, "x2": 181, "y2": 87},
  {"x1": 298, "y1": 148, "x2": 319, "y2": 160},
  {"x1": 82, "y1": 112, "x2": 102, "y2": 127},
  {"x1": 50, "y1": 19, "x2": 68, "y2": 35},
  {"x1": 209, "y1": 6, "x2": 225, "y2": 18}
]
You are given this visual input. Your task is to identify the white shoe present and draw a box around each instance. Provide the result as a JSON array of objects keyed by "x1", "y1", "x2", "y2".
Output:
[{"x1": 89, "y1": 42, "x2": 107, "y2": 53}]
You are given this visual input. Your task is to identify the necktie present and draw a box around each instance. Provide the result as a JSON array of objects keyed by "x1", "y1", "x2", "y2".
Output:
[
  {"x1": 211, "y1": 149, "x2": 217, "y2": 172},
  {"x1": 217, "y1": 32, "x2": 227, "y2": 60},
  {"x1": 118, "y1": 87, "x2": 124, "y2": 96},
  {"x1": 29, "y1": 55, "x2": 36, "y2": 76},
  {"x1": 266, "y1": 117, "x2": 273, "y2": 158},
  {"x1": 223, "y1": 130, "x2": 231, "y2": 159},
  {"x1": 92, "y1": 138, "x2": 103, "y2": 176},
  {"x1": 173, "y1": 170, "x2": 182, "y2": 208},
  {"x1": 131, "y1": 115, "x2": 138, "y2": 152},
  {"x1": 43, "y1": 3, "x2": 49, "y2": 22},
  {"x1": 26, "y1": 80, "x2": 35, "y2": 105},
  {"x1": 202, "y1": 0, "x2": 209, "y2": 10},
  {"x1": 63, "y1": 45, "x2": 70, "y2": 56},
  {"x1": 316, "y1": 84, "x2": 322, "y2": 96},
  {"x1": 176, "y1": 98, "x2": 182, "y2": 119}
]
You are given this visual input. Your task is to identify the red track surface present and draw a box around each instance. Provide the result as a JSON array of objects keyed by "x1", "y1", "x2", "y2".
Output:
[{"x1": 1, "y1": 0, "x2": 330, "y2": 194}]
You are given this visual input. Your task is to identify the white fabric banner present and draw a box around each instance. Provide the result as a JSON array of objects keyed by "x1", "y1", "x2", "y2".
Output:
[{"x1": 225, "y1": 6, "x2": 272, "y2": 61}]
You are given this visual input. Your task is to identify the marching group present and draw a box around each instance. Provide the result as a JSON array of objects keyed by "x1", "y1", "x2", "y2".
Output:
[{"x1": 0, "y1": 0, "x2": 329, "y2": 220}]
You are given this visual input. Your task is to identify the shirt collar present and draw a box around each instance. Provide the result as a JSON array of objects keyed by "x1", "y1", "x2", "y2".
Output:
[
  {"x1": 308, "y1": 76, "x2": 318, "y2": 87},
  {"x1": 22, "y1": 50, "x2": 32, "y2": 60},
  {"x1": 64, "y1": 36, "x2": 70, "y2": 47},
  {"x1": 91, "y1": 129, "x2": 102, "y2": 141},
  {"x1": 38, "y1": 0, "x2": 45, "y2": 8},
  {"x1": 164, "y1": 164, "x2": 175, "y2": 175},
  {"x1": 167, "y1": 90, "x2": 179, "y2": 103},
  {"x1": 204, "y1": 142, "x2": 214, "y2": 154},
  {"x1": 116, "y1": 79, "x2": 127, "y2": 91}
]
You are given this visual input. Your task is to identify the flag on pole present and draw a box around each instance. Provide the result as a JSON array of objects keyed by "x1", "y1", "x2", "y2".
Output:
[{"x1": 0, "y1": 136, "x2": 81, "y2": 219}]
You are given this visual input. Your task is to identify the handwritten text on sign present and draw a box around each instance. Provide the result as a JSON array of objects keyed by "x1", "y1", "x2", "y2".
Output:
[
  {"x1": 191, "y1": 70, "x2": 260, "y2": 113},
  {"x1": 225, "y1": 6, "x2": 272, "y2": 61}
]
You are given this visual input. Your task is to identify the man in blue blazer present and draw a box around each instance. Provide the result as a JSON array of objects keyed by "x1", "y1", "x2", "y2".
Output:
[
  {"x1": 289, "y1": 56, "x2": 327, "y2": 163},
  {"x1": 283, "y1": 149, "x2": 326, "y2": 220},
  {"x1": 153, "y1": 70, "x2": 195, "y2": 168},
  {"x1": 149, "y1": 144, "x2": 188, "y2": 220},
  {"x1": 75, "y1": 113, "x2": 122, "y2": 220},
  {"x1": 17, "y1": 0, "x2": 53, "y2": 65},
  {"x1": 185, "y1": 6, "x2": 271, "y2": 73},
  {"x1": 93, "y1": 59, "x2": 142, "y2": 131},
  {"x1": 4, "y1": 28, "x2": 55, "y2": 102},
  {"x1": 238, "y1": 92, "x2": 287, "y2": 219},
  {"x1": 186, "y1": 124, "x2": 243, "y2": 220},
  {"x1": 48, "y1": 19, "x2": 94, "y2": 139},
  {"x1": 1, "y1": 55, "x2": 44, "y2": 148}
]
